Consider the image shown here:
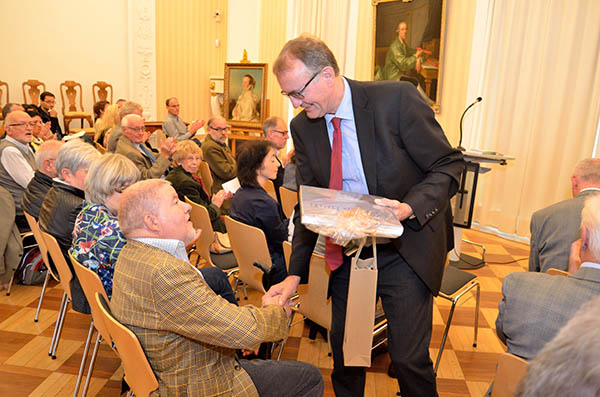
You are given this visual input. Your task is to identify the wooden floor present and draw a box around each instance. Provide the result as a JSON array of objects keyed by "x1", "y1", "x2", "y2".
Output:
[{"x1": 0, "y1": 229, "x2": 530, "y2": 396}]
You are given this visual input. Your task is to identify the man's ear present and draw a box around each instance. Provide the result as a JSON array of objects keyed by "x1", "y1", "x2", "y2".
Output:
[
  {"x1": 60, "y1": 168, "x2": 73, "y2": 183},
  {"x1": 581, "y1": 226, "x2": 589, "y2": 251},
  {"x1": 321, "y1": 66, "x2": 336, "y2": 86},
  {"x1": 142, "y1": 213, "x2": 160, "y2": 234}
]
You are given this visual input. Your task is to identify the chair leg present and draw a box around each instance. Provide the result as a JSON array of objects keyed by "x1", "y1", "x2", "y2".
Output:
[
  {"x1": 233, "y1": 277, "x2": 240, "y2": 301},
  {"x1": 276, "y1": 311, "x2": 296, "y2": 361},
  {"x1": 242, "y1": 282, "x2": 248, "y2": 300},
  {"x1": 74, "y1": 321, "x2": 95, "y2": 397},
  {"x1": 473, "y1": 283, "x2": 480, "y2": 347},
  {"x1": 81, "y1": 332, "x2": 102, "y2": 397},
  {"x1": 50, "y1": 294, "x2": 70, "y2": 359},
  {"x1": 434, "y1": 299, "x2": 457, "y2": 374},
  {"x1": 49, "y1": 291, "x2": 68, "y2": 357},
  {"x1": 6, "y1": 269, "x2": 16, "y2": 296},
  {"x1": 34, "y1": 272, "x2": 51, "y2": 322}
]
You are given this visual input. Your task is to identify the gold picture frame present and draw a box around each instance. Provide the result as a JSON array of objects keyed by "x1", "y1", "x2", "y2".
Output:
[
  {"x1": 224, "y1": 63, "x2": 268, "y2": 129},
  {"x1": 373, "y1": 0, "x2": 446, "y2": 112}
]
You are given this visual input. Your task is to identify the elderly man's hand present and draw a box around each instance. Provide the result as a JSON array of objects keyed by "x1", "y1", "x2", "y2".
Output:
[
  {"x1": 159, "y1": 137, "x2": 177, "y2": 158},
  {"x1": 263, "y1": 275, "x2": 300, "y2": 306},
  {"x1": 190, "y1": 120, "x2": 205, "y2": 134},
  {"x1": 374, "y1": 198, "x2": 413, "y2": 221}
]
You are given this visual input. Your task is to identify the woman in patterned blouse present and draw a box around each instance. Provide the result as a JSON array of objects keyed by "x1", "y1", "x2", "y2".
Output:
[{"x1": 70, "y1": 153, "x2": 140, "y2": 297}]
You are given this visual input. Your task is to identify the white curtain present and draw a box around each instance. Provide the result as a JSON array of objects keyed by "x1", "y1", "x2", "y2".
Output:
[{"x1": 466, "y1": 0, "x2": 600, "y2": 236}]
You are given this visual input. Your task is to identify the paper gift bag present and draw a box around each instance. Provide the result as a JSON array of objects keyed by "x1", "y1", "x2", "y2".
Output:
[{"x1": 343, "y1": 237, "x2": 378, "y2": 367}]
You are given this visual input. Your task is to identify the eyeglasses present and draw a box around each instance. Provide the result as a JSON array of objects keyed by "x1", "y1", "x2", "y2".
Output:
[
  {"x1": 123, "y1": 126, "x2": 146, "y2": 132},
  {"x1": 168, "y1": 104, "x2": 180, "y2": 108},
  {"x1": 7, "y1": 122, "x2": 35, "y2": 128},
  {"x1": 271, "y1": 129, "x2": 289, "y2": 135},
  {"x1": 209, "y1": 126, "x2": 230, "y2": 132},
  {"x1": 281, "y1": 69, "x2": 321, "y2": 99}
]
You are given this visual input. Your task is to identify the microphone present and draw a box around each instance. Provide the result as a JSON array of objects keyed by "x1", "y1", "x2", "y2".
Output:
[{"x1": 458, "y1": 97, "x2": 482, "y2": 151}]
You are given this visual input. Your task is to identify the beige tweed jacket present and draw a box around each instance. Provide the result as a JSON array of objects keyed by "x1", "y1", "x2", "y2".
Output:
[{"x1": 111, "y1": 240, "x2": 288, "y2": 396}]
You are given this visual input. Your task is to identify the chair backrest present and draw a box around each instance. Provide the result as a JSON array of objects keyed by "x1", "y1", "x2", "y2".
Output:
[
  {"x1": 263, "y1": 179, "x2": 278, "y2": 202},
  {"x1": 92, "y1": 81, "x2": 113, "y2": 104},
  {"x1": 546, "y1": 268, "x2": 569, "y2": 277},
  {"x1": 40, "y1": 231, "x2": 73, "y2": 299},
  {"x1": 283, "y1": 241, "x2": 332, "y2": 330},
  {"x1": 70, "y1": 255, "x2": 112, "y2": 347},
  {"x1": 224, "y1": 216, "x2": 272, "y2": 293},
  {"x1": 185, "y1": 196, "x2": 215, "y2": 267},
  {"x1": 22, "y1": 79, "x2": 46, "y2": 105},
  {"x1": 60, "y1": 80, "x2": 85, "y2": 113},
  {"x1": 94, "y1": 141, "x2": 106, "y2": 154},
  {"x1": 279, "y1": 186, "x2": 297, "y2": 219},
  {"x1": 491, "y1": 352, "x2": 528, "y2": 397},
  {"x1": 147, "y1": 129, "x2": 166, "y2": 151},
  {"x1": 0, "y1": 80, "x2": 9, "y2": 111},
  {"x1": 198, "y1": 161, "x2": 213, "y2": 195},
  {"x1": 95, "y1": 292, "x2": 159, "y2": 397},
  {"x1": 23, "y1": 212, "x2": 51, "y2": 273}
]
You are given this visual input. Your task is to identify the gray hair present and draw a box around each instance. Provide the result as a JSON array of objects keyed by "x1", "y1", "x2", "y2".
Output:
[
  {"x1": 35, "y1": 140, "x2": 63, "y2": 169},
  {"x1": 581, "y1": 194, "x2": 600, "y2": 258},
  {"x1": 2, "y1": 103, "x2": 23, "y2": 118},
  {"x1": 118, "y1": 101, "x2": 143, "y2": 119},
  {"x1": 273, "y1": 34, "x2": 340, "y2": 77},
  {"x1": 84, "y1": 153, "x2": 140, "y2": 205},
  {"x1": 118, "y1": 179, "x2": 171, "y2": 237},
  {"x1": 262, "y1": 116, "x2": 282, "y2": 135},
  {"x1": 516, "y1": 296, "x2": 600, "y2": 397},
  {"x1": 573, "y1": 158, "x2": 600, "y2": 185},
  {"x1": 207, "y1": 116, "x2": 226, "y2": 129},
  {"x1": 121, "y1": 113, "x2": 143, "y2": 128},
  {"x1": 55, "y1": 140, "x2": 100, "y2": 181}
]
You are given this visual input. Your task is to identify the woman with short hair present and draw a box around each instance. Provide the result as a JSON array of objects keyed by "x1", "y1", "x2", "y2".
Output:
[
  {"x1": 70, "y1": 153, "x2": 140, "y2": 298},
  {"x1": 95, "y1": 103, "x2": 120, "y2": 145}
]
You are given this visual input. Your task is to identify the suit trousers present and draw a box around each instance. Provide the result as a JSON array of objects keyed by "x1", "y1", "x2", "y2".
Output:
[
  {"x1": 240, "y1": 358, "x2": 324, "y2": 396},
  {"x1": 329, "y1": 244, "x2": 437, "y2": 397}
]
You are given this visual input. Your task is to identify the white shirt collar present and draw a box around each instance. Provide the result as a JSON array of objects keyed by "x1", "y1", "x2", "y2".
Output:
[{"x1": 5, "y1": 136, "x2": 31, "y2": 153}]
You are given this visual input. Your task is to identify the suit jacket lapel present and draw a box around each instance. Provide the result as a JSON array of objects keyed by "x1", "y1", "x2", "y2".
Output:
[
  {"x1": 347, "y1": 79, "x2": 377, "y2": 194},
  {"x1": 309, "y1": 119, "x2": 332, "y2": 187}
]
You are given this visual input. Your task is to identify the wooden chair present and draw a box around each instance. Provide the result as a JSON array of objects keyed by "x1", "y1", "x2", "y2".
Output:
[
  {"x1": 546, "y1": 268, "x2": 569, "y2": 276},
  {"x1": 0, "y1": 81, "x2": 8, "y2": 121},
  {"x1": 22, "y1": 79, "x2": 46, "y2": 105},
  {"x1": 92, "y1": 81, "x2": 113, "y2": 104},
  {"x1": 94, "y1": 141, "x2": 106, "y2": 154},
  {"x1": 491, "y1": 352, "x2": 528, "y2": 397},
  {"x1": 185, "y1": 197, "x2": 238, "y2": 275},
  {"x1": 263, "y1": 179, "x2": 278, "y2": 202},
  {"x1": 71, "y1": 255, "x2": 113, "y2": 397},
  {"x1": 224, "y1": 216, "x2": 272, "y2": 297},
  {"x1": 95, "y1": 292, "x2": 159, "y2": 397},
  {"x1": 40, "y1": 231, "x2": 73, "y2": 360},
  {"x1": 279, "y1": 186, "x2": 298, "y2": 219},
  {"x1": 434, "y1": 265, "x2": 480, "y2": 373},
  {"x1": 198, "y1": 161, "x2": 214, "y2": 195},
  {"x1": 22, "y1": 212, "x2": 60, "y2": 322},
  {"x1": 59, "y1": 80, "x2": 93, "y2": 135}
]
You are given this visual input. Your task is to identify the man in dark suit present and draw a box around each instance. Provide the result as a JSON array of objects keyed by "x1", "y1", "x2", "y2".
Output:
[
  {"x1": 529, "y1": 158, "x2": 600, "y2": 273},
  {"x1": 265, "y1": 35, "x2": 464, "y2": 396},
  {"x1": 263, "y1": 116, "x2": 289, "y2": 205}
]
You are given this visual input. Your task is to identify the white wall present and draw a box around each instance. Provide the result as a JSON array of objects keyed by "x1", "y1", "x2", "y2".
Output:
[
  {"x1": 0, "y1": 0, "x2": 130, "y2": 129},
  {"x1": 227, "y1": 0, "x2": 261, "y2": 63}
]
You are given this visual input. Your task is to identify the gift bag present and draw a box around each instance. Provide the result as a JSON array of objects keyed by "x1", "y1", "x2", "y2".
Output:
[{"x1": 343, "y1": 237, "x2": 378, "y2": 367}]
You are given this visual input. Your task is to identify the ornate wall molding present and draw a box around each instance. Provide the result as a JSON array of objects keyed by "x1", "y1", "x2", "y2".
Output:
[{"x1": 128, "y1": 0, "x2": 157, "y2": 120}]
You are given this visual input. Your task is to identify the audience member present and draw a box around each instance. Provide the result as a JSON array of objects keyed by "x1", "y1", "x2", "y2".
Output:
[
  {"x1": 202, "y1": 116, "x2": 236, "y2": 195},
  {"x1": 0, "y1": 111, "x2": 36, "y2": 232},
  {"x1": 282, "y1": 150, "x2": 297, "y2": 191},
  {"x1": 70, "y1": 154, "x2": 140, "y2": 298},
  {"x1": 38, "y1": 91, "x2": 63, "y2": 139},
  {"x1": 92, "y1": 100, "x2": 110, "y2": 140},
  {"x1": 115, "y1": 99, "x2": 126, "y2": 108},
  {"x1": 95, "y1": 103, "x2": 120, "y2": 145},
  {"x1": 111, "y1": 179, "x2": 323, "y2": 396},
  {"x1": 515, "y1": 296, "x2": 600, "y2": 397},
  {"x1": 106, "y1": 101, "x2": 143, "y2": 152},
  {"x1": 262, "y1": 116, "x2": 289, "y2": 204},
  {"x1": 166, "y1": 140, "x2": 230, "y2": 233},
  {"x1": 2, "y1": 103, "x2": 25, "y2": 120},
  {"x1": 22, "y1": 140, "x2": 63, "y2": 220},
  {"x1": 25, "y1": 107, "x2": 55, "y2": 150},
  {"x1": 115, "y1": 114, "x2": 175, "y2": 179},
  {"x1": 162, "y1": 97, "x2": 205, "y2": 141},
  {"x1": 39, "y1": 140, "x2": 100, "y2": 313},
  {"x1": 230, "y1": 141, "x2": 289, "y2": 287},
  {"x1": 0, "y1": 186, "x2": 22, "y2": 292},
  {"x1": 497, "y1": 194, "x2": 600, "y2": 361},
  {"x1": 529, "y1": 158, "x2": 600, "y2": 272}
]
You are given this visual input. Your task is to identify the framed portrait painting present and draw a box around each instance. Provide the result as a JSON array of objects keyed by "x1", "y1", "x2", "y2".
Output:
[
  {"x1": 373, "y1": 0, "x2": 446, "y2": 112},
  {"x1": 224, "y1": 63, "x2": 268, "y2": 129}
]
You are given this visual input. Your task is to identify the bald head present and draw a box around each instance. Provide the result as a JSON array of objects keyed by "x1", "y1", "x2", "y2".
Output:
[
  {"x1": 572, "y1": 158, "x2": 600, "y2": 196},
  {"x1": 118, "y1": 179, "x2": 170, "y2": 238},
  {"x1": 36, "y1": 140, "x2": 64, "y2": 178}
]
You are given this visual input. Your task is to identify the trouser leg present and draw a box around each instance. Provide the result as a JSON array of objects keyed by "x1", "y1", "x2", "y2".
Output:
[
  {"x1": 240, "y1": 359, "x2": 323, "y2": 397},
  {"x1": 199, "y1": 267, "x2": 238, "y2": 305}
]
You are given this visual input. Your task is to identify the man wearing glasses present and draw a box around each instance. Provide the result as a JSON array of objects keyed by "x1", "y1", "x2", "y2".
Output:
[
  {"x1": 266, "y1": 35, "x2": 464, "y2": 397},
  {"x1": 0, "y1": 111, "x2": 37, "y2": 232},
  {"x1": 162, "y1": 97, "x2": 206, "y2": 141},
  {"x1": 202, "y1": 116, "x2": 236, "y2": 197},
  {"x1": 262, "y1": 116, "x2": 290, "y2": 205},
  {"x1": 116, "y1": 114, "x2": 176, "y2": 179},
  {"x1": 38, "y1": 91, "x2": 63, "y2": 139}
]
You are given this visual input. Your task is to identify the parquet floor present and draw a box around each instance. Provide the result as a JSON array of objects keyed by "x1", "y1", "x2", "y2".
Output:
[{"x1": 0, "y1": 229, "x2": 530, "y2": 396}]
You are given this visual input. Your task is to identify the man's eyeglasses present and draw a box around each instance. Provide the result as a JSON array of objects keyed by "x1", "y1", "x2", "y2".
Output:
[
  {"x1": 271, "y1": 129, "x2": 289, "y2": 135},
  {"x1": 123, "y1": 126, "x2": 146, "y2": 132},
  {"x1": 209, "y1": 126, "x2": 230, "y2": 132},
  {"x1": 7, "y1": 122, "x2": 35, "y2": 128},
  {"x1": 281, "y1": 69, "x2": 321, "y2": 99}
]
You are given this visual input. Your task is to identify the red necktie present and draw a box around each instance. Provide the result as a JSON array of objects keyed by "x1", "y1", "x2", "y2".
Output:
[{"x1": 325, "y1": 117, "x2": 344, "y2": 271}]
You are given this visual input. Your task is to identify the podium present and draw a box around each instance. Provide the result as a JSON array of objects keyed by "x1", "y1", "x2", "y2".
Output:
[{"x1": 449, "y1": 150, "x2": 514, "y2": 269}]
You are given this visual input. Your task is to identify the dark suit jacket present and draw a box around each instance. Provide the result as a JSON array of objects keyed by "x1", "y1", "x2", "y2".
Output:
[
  {"x1": 270, "y1": 156, "x2": 285, "y2": 205},
  {"x1": 289, "y1": 79, "x2": 464, "y2": 295},
  {"x1": 22, "y1": 170, "x2": 54, "y2": 220}
]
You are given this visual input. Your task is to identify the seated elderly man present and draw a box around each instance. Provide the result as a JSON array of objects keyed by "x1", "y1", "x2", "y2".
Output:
[
  {"x1": 0, "y1": 111, "x2": 36, "y2": 232},
  {"x1": 162, "y1": 97, "x2": 205, "y2": 141},
  {"x1": 202, "y1": 116, "x2": 236, "y2": 194},
  {"x1": 39, "y1": 140, "x2": 101, "y2": 313},
  {"x1": 106, "y1": 101, "x2": 143, "y2": 153},
  {"x1": 496, "y1": 194, "x2": 600, "y2": 362},
  {"x1": 111, "y1": 179, "x2": 323, "y2": 396},
  {"x1": 22, "y1": 140, "x2": 63, "y2": 220},
  {"x1": 262, "y1": 116, "x2": 290, "y2": 204},
  {"x1": 115, "y1": 114, "x2": 176, "y2": 179}
]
